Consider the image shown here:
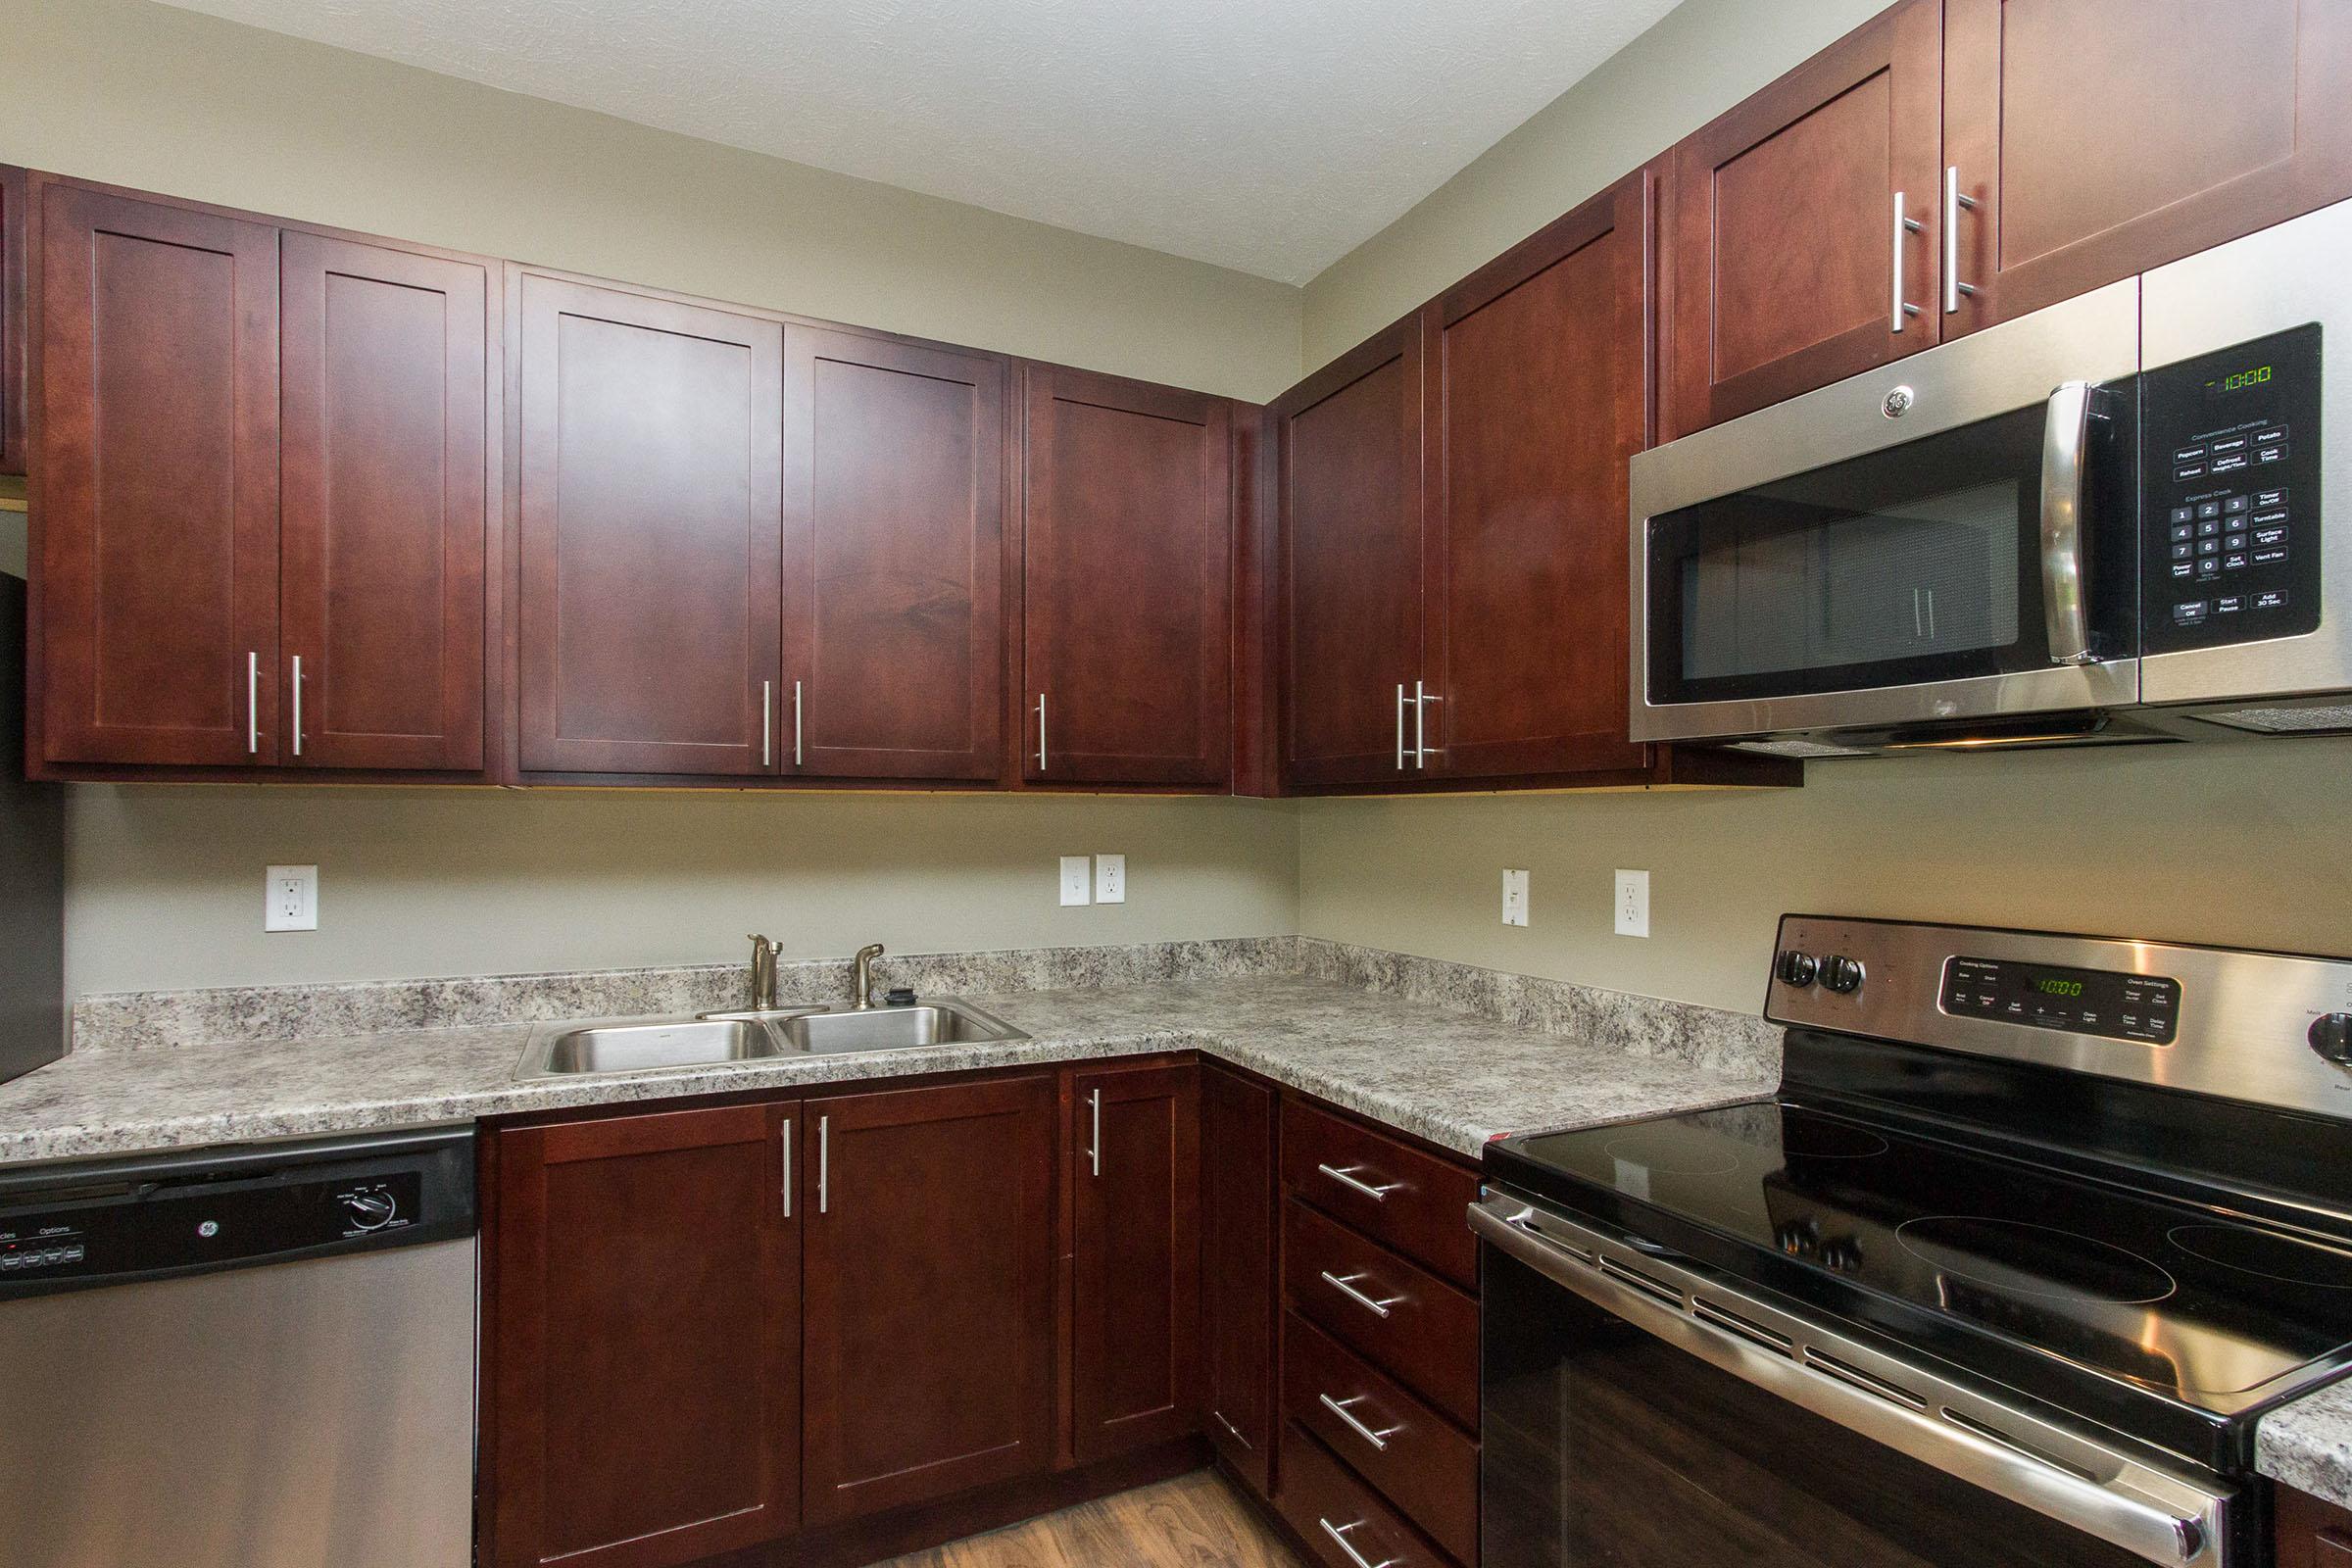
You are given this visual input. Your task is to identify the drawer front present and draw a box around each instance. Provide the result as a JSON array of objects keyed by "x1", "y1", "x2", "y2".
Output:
[
  {"x1": 1278, "y1": 1422, "x2": 1457, "y2": 1568},
  {"x1": 1283, "y1": 1311, "x2": 1477, "y2": 1564},
  {"x1": 1282, "y1": 1099, "x2": 1479, "y2": 1287},
  {"x1": 1283, "y1": 1199, "x2": 1479, "y2": 1426}
]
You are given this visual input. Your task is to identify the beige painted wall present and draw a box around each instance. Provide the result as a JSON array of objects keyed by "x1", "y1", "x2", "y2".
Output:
[
  {"x1": 1299, "y1": 0, "x2": 1892, "y2": 370},
  {"x1": 66, "y1": 788, "x2": 1298, "y2": 997},
  {"x1": 0, "y1": 0, "x2": 1300, "y2": 403},
  {"x1": 1298, "y1": 740, "x2": 2352, "y2": 1015}
]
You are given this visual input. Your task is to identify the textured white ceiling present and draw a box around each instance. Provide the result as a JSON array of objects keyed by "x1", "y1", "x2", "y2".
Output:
[{"x1": 153, "y1": 0, "x2": 1679, "y2": 283}]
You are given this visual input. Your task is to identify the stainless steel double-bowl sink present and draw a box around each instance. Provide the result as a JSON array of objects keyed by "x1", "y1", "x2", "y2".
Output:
[{"x1": 517, "y1": 999, "x2": 1028, "y2": 1078}]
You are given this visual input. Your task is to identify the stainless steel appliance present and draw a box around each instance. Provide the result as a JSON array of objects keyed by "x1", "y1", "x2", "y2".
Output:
[
  {"x1": 0, "y1": 570, "x2": 65, "y2": 1085},
  {"x1": 1477, "y1": 916, "x2": 2352, "y2": 1566},
  {"x1": 1631, "y1": 197, "x2": 2352, "y2": 755},
  {"x1": 0, "y1": 1129, "x2": 478, "y2": 1568}
]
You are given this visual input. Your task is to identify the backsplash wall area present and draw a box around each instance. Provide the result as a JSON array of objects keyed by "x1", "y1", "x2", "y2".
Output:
[{"x1": 1298, "y1": 739, "x2": 2352, "y2": 1016}]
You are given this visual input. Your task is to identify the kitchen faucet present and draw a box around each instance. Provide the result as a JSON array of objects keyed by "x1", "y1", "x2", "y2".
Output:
[
  {"x1": 852, "y1": 944, "x2": 885, "y2": 1009},
  {"x1": 747, "y1": 933, "x2": 781, "y2": 1012}
]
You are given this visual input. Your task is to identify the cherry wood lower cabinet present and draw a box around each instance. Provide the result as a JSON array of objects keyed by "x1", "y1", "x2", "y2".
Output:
[
  {"x1": 483, "y1": 1101, "x2": 801, "y2": 1568},
  {"x1": 1071, "y1": 1062, "x2": 1201, "y2": 1462},
  {"x1": 800, "y1": 1075, "x2": 1060, "y2": 1525},
  {"x1": 1, "y1": 163, "x2": 24, "y2": 475},
  {"x1": 1200, "y1": 1063, "x2": 1279, "y2": 1495},
  {"x1": 2280, "y1": 1487, "x2": 2352, "y2": 1567}
]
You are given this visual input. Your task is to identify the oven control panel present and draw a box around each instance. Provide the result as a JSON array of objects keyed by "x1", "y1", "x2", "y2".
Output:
[
  {"x1": 1939, "y1": 956, "x2": 2180, "y2": 1044},
  {"x1": 2141, "y1": 321, "x2": 2322, "y2": 654}
]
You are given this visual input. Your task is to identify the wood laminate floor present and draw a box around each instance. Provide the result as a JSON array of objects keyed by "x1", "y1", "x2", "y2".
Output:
[{"x1": 861, "y1": 1470, "x2": 1303, "y2": 1568}]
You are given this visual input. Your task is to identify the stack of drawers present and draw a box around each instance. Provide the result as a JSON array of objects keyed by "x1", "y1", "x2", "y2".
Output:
[{"x1": 1273, "y1": 1098, "x2": 1481, "y2": 1568}]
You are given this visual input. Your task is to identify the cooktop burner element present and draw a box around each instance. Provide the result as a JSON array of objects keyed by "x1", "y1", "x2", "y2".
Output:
[
  {"x1": 2168, "y1": 1224, "x2": 2352, "y2": 1290},
  {"x1": 1895, "y1": 1216, "x2": 2179, "y2": 1305},
  {"x1": 1600, "y1": 1128, "x2": 1742, "y2": 1176},
  {"x1": 1776, "y1": 1119, "x2": 1889, "y2": 1159}
]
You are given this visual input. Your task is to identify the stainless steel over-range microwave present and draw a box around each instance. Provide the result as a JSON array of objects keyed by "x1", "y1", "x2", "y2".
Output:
[{"x1": 1630, "y1": 196, "x2": 2352, "y2": 757}]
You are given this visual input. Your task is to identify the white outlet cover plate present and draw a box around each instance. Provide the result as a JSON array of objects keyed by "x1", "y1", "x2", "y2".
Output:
[
  {"x1": 1059, "y1": 856, "x2": 1093, "y2": 906},
  {"x1": 1095, "y1": 854, "x2": 1126, "y2": 905},
  {"x1": 1614, "y1": 869, "x2": 1649, "y2": 938},
  {"x1": 1501, "y1": 868, "x2": 1529, "y2": 927},
  {"x1": 267, "y1": 863, "x2": 318, "y2": 932}
]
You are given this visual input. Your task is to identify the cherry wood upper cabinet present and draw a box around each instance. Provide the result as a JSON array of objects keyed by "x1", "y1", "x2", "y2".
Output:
[
  {"x1": 1071, "y1": 1061, "x2": 1201, "y2": 1464},
  {"x1": 482, "y1": 1102, "x2": 799, "y2": 1568},
  {"x1": 800, "y1": 1074, "x2": 1057, "y2": 1526},
  {"x1": 1, "y1": 165, "x2": 25, "y2": 475},
  {"x1": 1419, "y1": 170, "x2": 1652, "y2": 781},
  {"x1": 1665, "y1": 0, "x2": 1944, "y2": 437},
  {"x1": 35, "y1": 182, "x2": 281, "y2": 767},
  {"x1": 1942, "y1": 0, "x2": 2352, "y2": 333},
  {"x1": 514, "y1": 273, "x2": 782, "y2": 776},
  {"x1": 783, "y1": 327, "x2": 1004, "y2": 780},
  {"x1": 1020, "y1": 365, "x2": 1232, "y2": 786},
  {"x1": 279, "y1": 233, "x2": 491, "y2": 771},
  {"x1": 1272, "y1": 318, "x2": 1425, "y2": 790},
  {"x1": 1199, "y1": 1062, "x2": 1277, "y2": 1497}
]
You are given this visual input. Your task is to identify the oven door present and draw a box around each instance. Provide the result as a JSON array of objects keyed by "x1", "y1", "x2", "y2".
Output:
[
  {"x1": 1470, "y1": 1196, "x2": 2238, "y2": 1568},
  {"x1": 1630, "y1": 281, "x2": 2143, "y2": 745}
]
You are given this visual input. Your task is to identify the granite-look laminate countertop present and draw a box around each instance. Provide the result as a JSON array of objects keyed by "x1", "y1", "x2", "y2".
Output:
[
  {"x1": 0, "y1": 974, "x2": 1775, "y2": 1168},
  {"x1": 2261, "y1": 1381, "x2": 2352, "y2": 1511}
]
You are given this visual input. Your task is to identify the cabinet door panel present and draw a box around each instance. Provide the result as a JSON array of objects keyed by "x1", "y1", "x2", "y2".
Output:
[
  {"x1": 36, "y1": 183, "x2": 280, "y2": 766},
  {"x1": 1200, "y1": 1063, "x2": 1276, "y2": 1496},
  {"x1": 802, "y1": 1075, "x2": 1057, "y2": 1525},
  {"x1": 1, "y1": 165, "x2": 24, "y2": 475},
  {"x1": 1422, "y1": 171, "x2": 1652, "y2": 780},
  {"x1": 784, "y1": 328, "x2": 1004, "y2": 779},
  {"x1": 1072, "y1": 1062, "x2": 1200, "y2": 1462},
  {"x1": 485, "y1": 1102, "x2": 798, "y2": 1568},
  {"x1": 1943, "y1": 0, "x2": 2352, "y2": 331},
  {"x1": 1022, "y1": 366, "x2": 1231, "y2": 785},
  {"x1": 1666, "y1": 0, "x2": 1943, "y2": 435},
  {"x1": 1275, "y1": 319, "x2": 1424, "y2": 790},
  {"x1": 516, "y1": 275, "x2": 781, "y2": 775},
  {"x1": 280, "y1": 234, "x2": 489, "y2": 770}
]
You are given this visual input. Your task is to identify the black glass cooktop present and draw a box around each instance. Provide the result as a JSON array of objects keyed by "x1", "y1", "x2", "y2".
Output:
[{"x1": 1487, "y1": 1098, "x2": 2352, "y2": 1464}]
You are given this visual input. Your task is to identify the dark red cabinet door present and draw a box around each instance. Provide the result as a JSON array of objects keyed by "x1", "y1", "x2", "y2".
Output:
[
  {"x1": 1273, "y1": 318, "x2": 1425, "y2": 791},
  {"x1": 1, "y1": 164, "x2": 24, "y2": 475},
  {"x1": 1942, "y1": 0, "x2": 2352, "y2": 334},
  {"x1": 1419, "y1": 170, "x2": 1652, "y2": 781},
  {"x1": 1072, "y1": 1061, "x2": 1201, "y2": 1463},
  {"x1": 280, "y1": 233, "x2": 491, "y2": 771},
  {"x1": 1665, "y1": 0, "x2": 1944, "y2": 436},
  {"x1": 515, "y1": 273, "x2": 782, "y2": 776},
  {"x1": 801, "y1": 1075, "x2": 1057, "y2": 1525},
  {"x1": 1021, "y1": 365, "x2": 1232, "y2": 786},
  {"x1": 783, "y1": 327, "x2": 1005, "y2": 780},
  {"x1": 1199, "y1": 1063, "x2": 1276, "y2": 1496},
  {"x1": 484, "y1": 1102, "x2": 800, "y2": 1568},
  {"x1": 37, "y1": 182, "x2": 281, "y2": 766}
]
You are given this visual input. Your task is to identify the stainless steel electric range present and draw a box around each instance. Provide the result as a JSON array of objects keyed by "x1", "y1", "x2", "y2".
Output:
[{"x1": 1474, "y1": 916, "x2": 2352, "y2": 1567}]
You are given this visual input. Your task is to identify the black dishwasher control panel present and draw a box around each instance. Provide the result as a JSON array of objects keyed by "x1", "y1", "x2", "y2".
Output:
[{"x1": 0, "y1": 1129, "x2": 473, "y2": 1301}]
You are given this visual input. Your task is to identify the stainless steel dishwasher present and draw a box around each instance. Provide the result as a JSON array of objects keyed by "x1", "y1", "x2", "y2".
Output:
[{"x1": 0, "y1": 1129, "x2": 477, "y2": 1568}]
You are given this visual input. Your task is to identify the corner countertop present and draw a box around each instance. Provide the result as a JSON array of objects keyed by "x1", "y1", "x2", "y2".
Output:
[
  {"x1": 2262, "y1": 1382, "x2": 2352, "y2": 1513},
  {"x1": 0, "y1": 974, "x2": 1776, "y2": 1169}
]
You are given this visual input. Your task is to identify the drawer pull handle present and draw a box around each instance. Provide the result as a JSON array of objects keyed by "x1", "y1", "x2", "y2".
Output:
[
  {"x1": 1319, "y1": 1393, "x2": 1401, "y2": 1451},
  {"x1": 1318, "y1": 1163, "x2": 1403, "y2": 1201},
  {"x1": 1211, "y1": 1407, "x2": 1252, "y2": 1448},
  {"x1": 1318, "y1": 1517, "x2": 1399, "y2": 1568},
  {"x1": 1320, "y1": 1269, "x2": 1403, "y2": 1319}
]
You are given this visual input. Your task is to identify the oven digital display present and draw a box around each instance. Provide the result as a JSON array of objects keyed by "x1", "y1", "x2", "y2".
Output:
[{"x1": 1941, "y1": 956, "x2": 2180, "y2": 1044}]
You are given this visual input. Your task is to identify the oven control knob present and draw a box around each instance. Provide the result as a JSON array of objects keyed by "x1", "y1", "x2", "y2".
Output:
[
  {"x1": 1777, "y1": 951, "x2": 1819, "y2": 988},
  {"x1": 1776, "y1": 1219, "x2": 1820, "y2": 1256},
  {"x1": 1819, "y1": 1238, "x2": 1863, "y2": 1273},
  {"x1": 2310, "y1": 1013, "x2": 2352, "y2": 1067},
  {"x1": 341, "y1": 1191, "x2": 398, "y2": 1231},
  {"x1": 1819, "y1": 956, "x2": 1866, "y2": 995}
]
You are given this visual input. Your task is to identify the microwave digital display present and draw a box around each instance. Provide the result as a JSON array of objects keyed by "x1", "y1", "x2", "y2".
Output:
[{"x1": 2206, "y1": 364, "x2": 2275, "y2": 397}]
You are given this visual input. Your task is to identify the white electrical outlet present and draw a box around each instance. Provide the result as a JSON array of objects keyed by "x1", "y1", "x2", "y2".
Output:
[
  {"x1": 1059, "y1": 856, "x2": 1093, "y2": 906},
  {"x1": 1614, "y1": 869, "x2": 1649, "y2": 938},
  {"x1": 1501, "y1": 868, "x2": 1529, "y2": 927},
  {"x1": 266, "y1": 864, "x2": 318, "y2": 932},
  {"x1": 1095, "y1": 854, "x2": 1126, "y2": 905}
]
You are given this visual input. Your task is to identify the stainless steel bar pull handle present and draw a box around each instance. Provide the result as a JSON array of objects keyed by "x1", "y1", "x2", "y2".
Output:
[
  {"x1": 1891, "y1": 191, "x2": 1924, "y2": 332},
  {"x1": 781, "y1": 1117, "x2": 793, "y2": 1219},
  {"x1": 1317, "y1": 1518, "x2": 1398, "y2": 1568},
  {"x1": 1320, "y1": 1269, "x2": 1403, "y2": 1319},
  {"x1": 793, "y1": 679, "x2": 804, "y2": 767},
  {"x1": 290, "y1": 656, "x2": 304, "y2": 758},
  {"x1": 1088, "y1": 1088, "x2": 1102, "y2": 1177},
  {"x1": 1413, "y1": 679, "x2": 1439, "y2": 769},
  {"x1": 1394, "y1": 683, "x2": 1408, "y2": 770},
  {"x1": 761, "y1": 680, "x2": 772, "y2": 767},
  {"x1": 1319, "y1": 1394, "x2": 1401, "y2": 1451},
  {"x1": 1943, "y1": 166, "x2": 1979, "y2": 314},
  {"x1": 817, "y1": 1113, "x2": 830, "y2": 1215},
  {"x1": 1036, "y1": 693, "x2": 1048, "y2": 772},
  {"x1": 1318, "y1": 1162, "x2": 1402, "y2": 1201},
  {"x1": 246, "y1": 652, "x2": 261, "y2": 756},
  {"x1": 2039, "y1": 380, "x2": 2096, "y2": 665}
]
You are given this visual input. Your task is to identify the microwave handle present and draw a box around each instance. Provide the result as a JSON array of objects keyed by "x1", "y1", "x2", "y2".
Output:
[{"x1": 2039, "y1": 381, "x2": 2096, "y2": 665}]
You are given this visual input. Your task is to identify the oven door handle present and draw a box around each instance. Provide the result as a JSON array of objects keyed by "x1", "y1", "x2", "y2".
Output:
[
  {"x1": 1468, "y1": 1197, "x2": 2229, "y2": 1568},
  {"x1": 2039, "y1": 379, "x2": 2098, "y2": 665}
]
